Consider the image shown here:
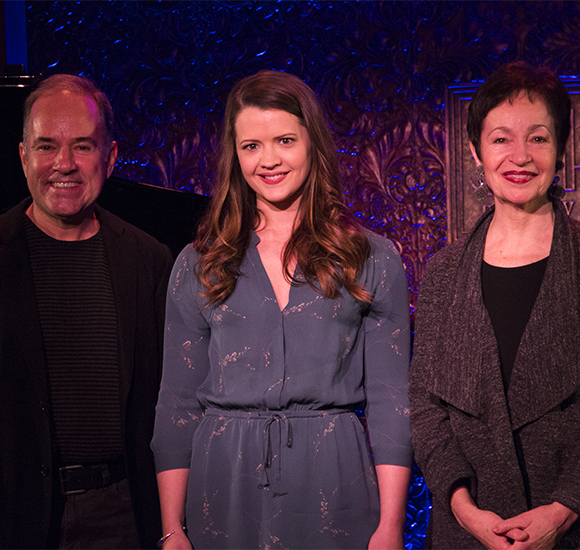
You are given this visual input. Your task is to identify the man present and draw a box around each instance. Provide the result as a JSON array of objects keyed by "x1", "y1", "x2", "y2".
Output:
[{"x1": 0, "y1": 75, "x2": 173, "y2": 549}]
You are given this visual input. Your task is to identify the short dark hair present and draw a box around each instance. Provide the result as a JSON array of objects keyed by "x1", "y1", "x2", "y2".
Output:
[
  {"x1": 22, "y1": 74, "x2": 115, "y2": 148},
  {"x1": 467, "y1": 62, "x2": 571, "y2": 163}
]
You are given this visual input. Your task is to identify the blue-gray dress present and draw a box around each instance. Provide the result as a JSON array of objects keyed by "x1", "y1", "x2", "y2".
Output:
[{"x1": 152, "y1": 231, "x2": 412, "y2": 550}]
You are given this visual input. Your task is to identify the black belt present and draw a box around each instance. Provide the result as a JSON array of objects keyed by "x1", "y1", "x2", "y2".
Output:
[{"x1": 59, "y1": 458, "x2": 126, "y2": 495}]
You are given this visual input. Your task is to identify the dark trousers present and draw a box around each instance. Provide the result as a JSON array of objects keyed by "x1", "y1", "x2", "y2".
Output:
[{"x1": 58, "y1": 478, "x2": 141, "y2": 549}]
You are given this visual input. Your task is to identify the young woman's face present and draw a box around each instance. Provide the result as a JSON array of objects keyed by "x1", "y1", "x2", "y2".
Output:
[
  {"x1": 235, "y1": 107, "x2": 312, "y2": 214},
  {"x1": 471, "y1": 92, "x2": 558, "y2": 212}
]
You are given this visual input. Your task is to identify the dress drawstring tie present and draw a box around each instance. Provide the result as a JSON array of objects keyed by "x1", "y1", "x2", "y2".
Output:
[
  {"x1": 204, "y1": 407, "x2": 352, "y2": 497},
  {"x1": 260, "y1": 413, "x2": 292, "y2": 495}
]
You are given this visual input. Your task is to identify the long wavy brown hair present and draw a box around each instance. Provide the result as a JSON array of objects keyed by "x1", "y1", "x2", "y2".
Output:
[{"x1": 195, "y1": 70, "x2": 371, "y2": 305}]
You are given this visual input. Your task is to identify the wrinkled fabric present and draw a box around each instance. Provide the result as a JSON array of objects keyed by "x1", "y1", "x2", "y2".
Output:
[
  {"x1": 152, "y1": 231, "x2": 412, "y2": 549},
  {"x1": 410, "y1": 202, "x2": 580, "y2": 549}
]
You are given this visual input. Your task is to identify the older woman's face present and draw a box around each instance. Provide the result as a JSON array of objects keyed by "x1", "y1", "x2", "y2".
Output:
[{"x1": 471, "y1": 92, "x2": 558, "y2": 211}]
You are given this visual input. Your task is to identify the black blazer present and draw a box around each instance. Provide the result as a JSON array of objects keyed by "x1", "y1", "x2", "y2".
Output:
[{"x1": 0, "y1": 199, "x2": 173, "y2": 549}]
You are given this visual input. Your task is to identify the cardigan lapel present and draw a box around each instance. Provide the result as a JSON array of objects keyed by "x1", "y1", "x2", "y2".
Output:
[
  {"x1": 428, "y1": 206, "x2": 528, "y2": 499},
  {"x1": 430, "y1": 208, "x2": 493, "y2": 417},
  {"x1": 507, "y1": 203, "x2": 580, "y2": 430}
]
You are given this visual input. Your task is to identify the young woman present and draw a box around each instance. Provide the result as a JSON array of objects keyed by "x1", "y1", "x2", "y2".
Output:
[{"x1": 152, "y1": 70, "x2": 412, "y2": 550}]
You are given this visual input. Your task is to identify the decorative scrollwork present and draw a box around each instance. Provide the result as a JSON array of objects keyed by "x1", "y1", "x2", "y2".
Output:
[{"x1": 25, "y1": 3, "x2": 580, "y2": 545}]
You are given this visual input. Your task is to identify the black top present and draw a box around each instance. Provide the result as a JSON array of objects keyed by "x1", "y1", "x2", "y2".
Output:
[
  {"x1": 26, "y1": 217, "x2": 123, "y2": 465},
  {"x1": 481, "y1": 256, "x2": 548, "y2": 390}
]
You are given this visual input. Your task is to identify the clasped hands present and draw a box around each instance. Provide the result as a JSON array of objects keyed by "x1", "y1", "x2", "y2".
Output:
[
  {"x1": 451, "y1": 486, "x2": 577, "y2": 550},
  {"x1": 490, "y1": 503, "x2": 577, "y2": 550}
]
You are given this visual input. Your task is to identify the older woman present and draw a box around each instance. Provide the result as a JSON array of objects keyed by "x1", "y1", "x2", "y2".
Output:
[{"x1": 410, "y1": 62, "x2": 580, "y2": 549}]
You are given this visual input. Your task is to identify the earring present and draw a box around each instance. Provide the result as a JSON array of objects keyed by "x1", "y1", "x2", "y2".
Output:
[
  {"x1": 474, "y1": 166, "x2": 490, "y2": 202},
  {"x1": 548, "y1": 174, "x2": 565, "y2": 201}
]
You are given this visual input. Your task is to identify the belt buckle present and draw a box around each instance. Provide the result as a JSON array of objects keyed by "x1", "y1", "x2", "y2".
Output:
[{"x1": 59, "y1": 464, "x2": 87, "y2": 495}]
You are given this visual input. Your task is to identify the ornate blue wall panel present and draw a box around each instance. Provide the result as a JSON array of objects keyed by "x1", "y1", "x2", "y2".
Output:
[
  {"x1": 25, "y1": 0, "x2": 580, "y2": 308},
  {"x1": 25, "y1": 2, "x2": 580, "y2": 547}
]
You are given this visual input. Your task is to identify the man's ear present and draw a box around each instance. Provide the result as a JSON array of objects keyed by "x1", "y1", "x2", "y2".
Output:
[
  {"x1": 19, "y1": 142, "x2": 28, "y2": 178},
  {"x1": 106, "y1": 141, "x2": 118, "y2": 179}
]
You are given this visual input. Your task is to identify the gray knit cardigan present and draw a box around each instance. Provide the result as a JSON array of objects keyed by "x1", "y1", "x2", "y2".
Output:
[{"x1": 409, "y1": 201, "x2": 580, "y2": 549}]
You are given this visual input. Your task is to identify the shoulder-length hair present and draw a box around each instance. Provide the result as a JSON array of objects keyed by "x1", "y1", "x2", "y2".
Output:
[{"x1": 195, "y1": 70, "x2": 371, "y2": 305}]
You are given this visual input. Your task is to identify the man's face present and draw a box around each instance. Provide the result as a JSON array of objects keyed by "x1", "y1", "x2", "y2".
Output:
[{"x1": 19, "y1": 91, "x2": 117, "y2": 229}]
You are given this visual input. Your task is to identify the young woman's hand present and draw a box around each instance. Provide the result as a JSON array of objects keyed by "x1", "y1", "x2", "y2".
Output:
[
  {"x1": 368, "y1": 465, "x2": 411, "y2": 550},
  {"x1": 368, "y1": 524, "x2": 404, "y2": 550},
  {"x1": 160, "y1": 530, "x2": 192, "y2": 550}
]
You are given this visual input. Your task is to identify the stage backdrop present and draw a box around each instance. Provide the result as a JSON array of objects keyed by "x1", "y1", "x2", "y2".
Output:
[
  {"x1": 25, "y1": 0, "x2": 580, "y2": 311},
  {"x1": 23, "y1": 1, "x2": 580, "y2": 547}
]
